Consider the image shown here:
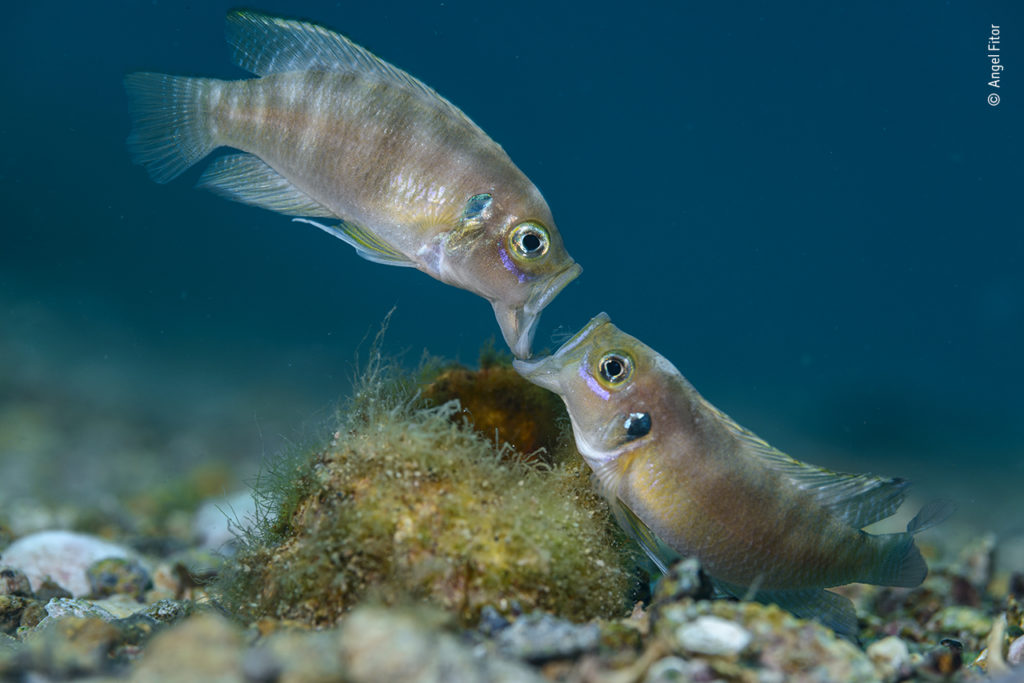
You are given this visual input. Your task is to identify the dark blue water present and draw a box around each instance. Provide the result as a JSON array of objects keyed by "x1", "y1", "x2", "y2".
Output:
[{"x1": 1, "y1": 2, "x2": 1020, "y2": 526}]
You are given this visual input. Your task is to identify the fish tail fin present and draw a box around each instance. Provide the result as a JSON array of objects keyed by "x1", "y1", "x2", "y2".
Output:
[
  {"x1": 124, "y1": 73, "x2": 220, "y2": 183},
  {"x1": 864, "y1": 499, "x2": 955, "y2": 588}
]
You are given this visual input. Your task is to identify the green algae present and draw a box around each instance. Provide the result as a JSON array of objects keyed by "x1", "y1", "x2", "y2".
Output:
[{"x1": 217, "y1": 349, "x2": 634, "y2": 627}]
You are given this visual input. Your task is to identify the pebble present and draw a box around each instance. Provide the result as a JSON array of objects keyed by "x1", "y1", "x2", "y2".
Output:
[
  {"x1": 866, "y1": 635, "x2": 910, "y2": 682},
  {"x1": 43, "y1": 597, "x2": 117, "y2": 622},
  {"x1": 675, "y1": 615, "x2": 751, "y2": 656},
  {"x1": 652, "y1": 558, "x2": 713, "y2": 603},
  {"x1": 495, "y1": 612, "x2": 601, "y2": 662},
  {"x1": 193, "y1": 490, "x2": 259, "y2": 553},
  {"x1": 86, "y1": 557, "x2": 152, "y2": 599},
  {"x1": 0, "y1": 567, "x2": 32, "y2": 597},
  {"x1": 0, "y1": 531, "x2": 137, "y2": 597},
  {"x1": 644, "y1": 655, "x2": 714, "y2": 683},
  {"x1": 1008, "y1": 634, "x2": 1024, "y2": 666},
  {"x1": 928, "y1": 605, "x2": 992, "y2": 637},
  {"x1": 130, "y1": 612, "x2": 244, "y2": 683},
  {"x1": 478, "y1": 604, "x2": 511, "y2": 636},
  {"x1": 340, "y1": 607, "x2": 544, "y2": 683}
]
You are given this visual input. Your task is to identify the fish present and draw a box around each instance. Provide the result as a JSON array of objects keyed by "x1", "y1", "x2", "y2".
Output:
[
  {"x1": 514, "y1": 313, "x2": 952, "y2": 637},
  {"x1": 124, "y1": 11, "x2": 581, "y2": 358}
]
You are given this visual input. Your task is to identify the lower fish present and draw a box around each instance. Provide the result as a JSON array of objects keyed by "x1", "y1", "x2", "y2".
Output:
[
  {"x1": 514, "y1": 313, "x2": 951, "y2": 637},
  {"x1": 124, "y1": 11, "x2": 581, "y2": 358}
]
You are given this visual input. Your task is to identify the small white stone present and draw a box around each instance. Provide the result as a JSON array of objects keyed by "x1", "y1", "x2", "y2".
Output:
[
  {"x1": 43, "y1": 597, "x2": 116, "y2": 621},
  {"x1": 675, "y1": 615, "x2": 751, "y2": 656},
  {"x1": 0, "y1": 530, "x2": 136, "y2": 597},
  {"x1": 867, "y1": 635, "x2": 910, "y2": 682},
  {"x1": 1008, "y1": 634, "x2": 1024, "y2": 666}
]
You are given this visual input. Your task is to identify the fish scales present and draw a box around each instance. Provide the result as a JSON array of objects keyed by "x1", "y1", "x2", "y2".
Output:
[
  {"x1": 209, "y1": 72, "x2": 506, "y2": 243},
  {"x1": 125, "y1": 11, "x2": 581, "y2": 358},
  {"x1": 613, "y1": 389, "x2": 868, "y2": 589},
  {"x1": 515, "y1": 313, "x2": 952, "y2": 637}
]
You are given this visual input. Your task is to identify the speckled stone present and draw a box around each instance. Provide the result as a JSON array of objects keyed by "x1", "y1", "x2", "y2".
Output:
[
  {"x1": 340, "y1": 607, "x2": 545, "y2": 682},
  {"x1": 1007, "y1": 634, "x2": 1024, "y2": 666},
  {"x1": 644, "y1": 655, "x2": 714, "y2": 683},
  {"x1": 86, "y1": 557, "x2": 152, "y2": 600},
  {"x1": 928, "y1": 605, "x2": 992, "y2": 637},
  {"x1": 675, "y1": 615, "x2": 751, "y2": 656},
  {"x1": 866, "y1": 635, "x2": 910, "y2": 682},
  {"x1": 130, "y1": 612, "x2": 245, "y2": 683},
  {"x1": 17, "y1": 616, "x2": 123, "y2": 678},
  {"x1": 0, "y1": 530, "x2": 138, "y2": 597},
  {"x1": 495, "y1": 612, "x2": 601, "y2": 663},
  {"x1": 0, "y1": 566, "x2": 33, "y2": 597}
]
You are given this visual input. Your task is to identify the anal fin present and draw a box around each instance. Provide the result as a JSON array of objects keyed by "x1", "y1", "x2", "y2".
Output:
[
  {"x1": 197, "y1": 153, "x2": 336, "y2": 218},
  {"x1": 714, "y1": 579, "x2": 859, "y2": 640}
]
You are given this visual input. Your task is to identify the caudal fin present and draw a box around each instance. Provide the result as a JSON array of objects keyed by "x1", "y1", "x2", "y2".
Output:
[
  {"x1": 124, "y1": 73, "x2": 219, "y2": 183},
  {"x1": 865, "y1": 499, "x2": 956, "y2": 588}
]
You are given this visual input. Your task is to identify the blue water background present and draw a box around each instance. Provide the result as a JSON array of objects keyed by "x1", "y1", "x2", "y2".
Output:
[{"x1": 1, "y1": 2, "x2": 1020, "y2": 529}]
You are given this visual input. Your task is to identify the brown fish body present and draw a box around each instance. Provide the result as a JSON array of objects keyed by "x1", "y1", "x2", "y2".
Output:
[
  {"x1": 516, "y1": 313, "x2": 949, "y2": 636},
  {"x1": 609, "y1": 373, "x2": 877, "y2": 590},
  {"x1": 125, "y1": 12, "x2": 580, "y2": 358},
  {"x1": 206, "y1": 71, "x2": 545, "y2": 264}
]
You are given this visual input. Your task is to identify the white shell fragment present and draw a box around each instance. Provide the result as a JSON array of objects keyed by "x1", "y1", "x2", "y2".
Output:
[{"x1": 675, "y1": 615, "x2": 752, "y2": 656}]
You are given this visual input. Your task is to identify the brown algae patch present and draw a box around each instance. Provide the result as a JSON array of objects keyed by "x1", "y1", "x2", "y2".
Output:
[
  {"x1": 421, "y1": 346, "x2": 568, "y2": 461},
  {"x1": 220, "y1": 355, "x2": 632, "y2": 627}
]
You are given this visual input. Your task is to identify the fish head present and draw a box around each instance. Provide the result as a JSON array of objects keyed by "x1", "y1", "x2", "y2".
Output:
[
  {"x1": 513, "y1": 313, "x2": 668, "y2": 473},
  {"x1": 448, "y1": 190, "x2": 580, "y2": 359}
]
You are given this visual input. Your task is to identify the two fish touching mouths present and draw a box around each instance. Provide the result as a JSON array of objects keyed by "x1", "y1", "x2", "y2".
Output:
[{"x1": 125, "y1": 11, "x2": 952, "y2": 639}]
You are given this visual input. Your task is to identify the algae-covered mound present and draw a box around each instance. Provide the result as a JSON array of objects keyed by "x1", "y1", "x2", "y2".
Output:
[{"x1": 220, "y1": 353, "x2": 633, "y2": 627}]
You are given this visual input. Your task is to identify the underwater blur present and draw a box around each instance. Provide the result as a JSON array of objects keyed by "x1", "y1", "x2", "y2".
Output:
[{"x1": 0, "y1": 0, "x2": 1022, "y2": 676}]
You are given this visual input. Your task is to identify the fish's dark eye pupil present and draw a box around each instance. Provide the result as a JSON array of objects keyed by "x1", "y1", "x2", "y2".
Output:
[
  {"x1": 521, "y1": 232, "x2": 542, "y2": 252},
  {"x1": 600, "y1": 356, "x2": 627, "y2": 382}
]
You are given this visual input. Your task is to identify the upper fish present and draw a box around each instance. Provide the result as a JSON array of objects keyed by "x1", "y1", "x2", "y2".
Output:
[
  {"x1": 124, "y1": 11, "x2": 581, "y2": 358},
  {"x1": 515, "y1": 313, "x2": 951, "y2": 637}
]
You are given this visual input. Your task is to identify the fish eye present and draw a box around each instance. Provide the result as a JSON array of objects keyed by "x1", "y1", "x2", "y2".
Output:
[
  {"x1": 508, "y1": 222, "x2": 549, "y2": 260},
  {"x1": 598, "y1": 352, "x2": 632, "y2": 387}
]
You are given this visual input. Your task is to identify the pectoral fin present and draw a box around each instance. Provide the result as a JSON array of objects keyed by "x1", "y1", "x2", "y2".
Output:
[
  {"x1": 197, "y1": 153, "x2": 336, "y2": 218},
  {"x1": 608, "y1": 498, "x2": 681, "y2": 575},
  {"x1": 293, "y1": 218, "x2": 415, "y2": 267}
]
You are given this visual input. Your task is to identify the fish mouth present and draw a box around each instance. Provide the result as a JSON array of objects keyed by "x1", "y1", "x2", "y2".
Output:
[
  {"x1": 495, "y1": 261, "x2": 583, "y2": 359},
  {"x1": 524, "y1": 261, "x2": 582, "y2": 318},
  {"x1": 513, "y1": 311, "x2": 612, "y2": 391},
  {"x1": 511, "y1": 354, "x2": 563, "y2": 393},
  {"x1": 550, "y1": 312, "x2": 610, "y2": 357}
]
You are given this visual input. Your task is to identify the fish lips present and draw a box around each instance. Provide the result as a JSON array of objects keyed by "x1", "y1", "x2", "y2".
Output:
[
  {"x1": 495, "y1": 261, "x2": 582, "y2": 359},
  {"x1": 513, "y1": 310, "x2": 612, "y2": 389},
  {"x1": 512, "y1": 354, "x2": 563, "y2": 393}
]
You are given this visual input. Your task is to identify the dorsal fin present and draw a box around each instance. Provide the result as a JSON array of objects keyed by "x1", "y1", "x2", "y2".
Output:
[
  {"x1": 703, "y1": 399, "x2": 910, "y2": 529},
  {"x1": 224, "y1": 11, "x2": 472, "y2": 127}
]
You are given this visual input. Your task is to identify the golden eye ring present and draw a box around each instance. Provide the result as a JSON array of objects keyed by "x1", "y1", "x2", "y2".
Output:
[
  {"x1": 508, "y1": 221, "x2": 550, "y2": 260},
  {"x1": 598, "y1": 352, "x2": 633, "y2": 387}
]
